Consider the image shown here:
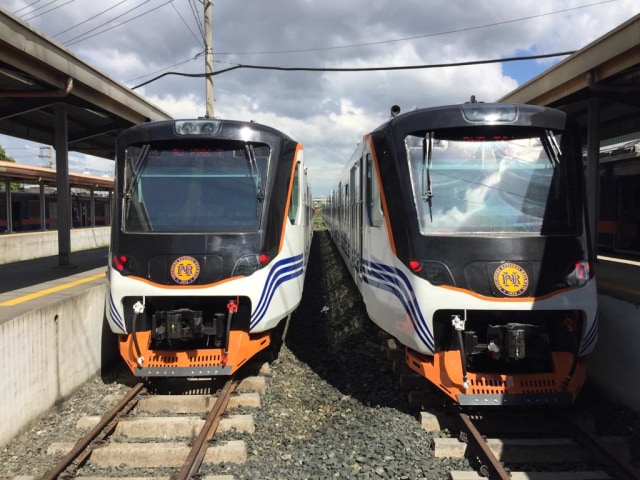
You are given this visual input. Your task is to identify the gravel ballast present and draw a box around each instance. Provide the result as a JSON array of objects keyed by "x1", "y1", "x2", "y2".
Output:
[{"x1": 2, "y1": 229, "x2": 640, "y2": 479}]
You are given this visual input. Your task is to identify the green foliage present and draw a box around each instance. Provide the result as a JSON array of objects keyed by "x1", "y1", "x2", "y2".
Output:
[{"x1": 0, "y1": 145, "x2": 16, "y2": 163}]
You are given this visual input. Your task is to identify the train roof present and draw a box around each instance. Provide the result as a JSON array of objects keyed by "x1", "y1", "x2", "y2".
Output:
[
  {"x1": 374, "y1": 103, "x2": 570, "y2": 135},
  {"x1": 116, "y1": 118, "x2": 297, "y2": 147}
]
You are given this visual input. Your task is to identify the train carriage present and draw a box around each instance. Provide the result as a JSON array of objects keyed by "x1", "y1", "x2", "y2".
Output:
[
  {"x1": 324, "y1": 102, "x2": 598, "y2": 406},
  {"x1": 106, "y1": 118, "x2": 313, "y2": 377}
]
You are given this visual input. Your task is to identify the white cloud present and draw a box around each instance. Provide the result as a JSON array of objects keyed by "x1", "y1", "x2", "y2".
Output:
[
  {"x1": 145, "y1": 92, "x2": 205, "y2": 119},
  {"x1": 79, "y1": 48, "x2": 145, "y2": 80}
]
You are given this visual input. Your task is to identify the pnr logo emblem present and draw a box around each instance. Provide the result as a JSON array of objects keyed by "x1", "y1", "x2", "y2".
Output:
[
  {"x1": 493, "y1": 262, "x2": 529, "y2": 297},
  {"x1": 170, "y1": 256, "x2": 201, "y2": 284}
]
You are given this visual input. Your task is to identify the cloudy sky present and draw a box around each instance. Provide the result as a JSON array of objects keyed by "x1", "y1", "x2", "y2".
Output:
[{"x1": 2, "y1": 0, "x2": 639, "y2": 195}]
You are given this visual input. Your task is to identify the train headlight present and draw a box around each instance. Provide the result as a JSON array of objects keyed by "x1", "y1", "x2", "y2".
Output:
[
  {"x1": 232, "y1": 253, "x2": 270, "y2": 276},
  {"x1": 461, "y1": 104, "x2": 518, "y2": 124},
  {"x1": 565, "y1": 260, "x2": 591, "y2": 287},
  {"x1": 111, "y1": 254, "x2": 138, "y2": 276},
  {"x1": 407, "y1": 259, "x2": 455, "y2": 286},
  {"x1": 174, "y1": 120, "x2": 221, "y2": 135}
]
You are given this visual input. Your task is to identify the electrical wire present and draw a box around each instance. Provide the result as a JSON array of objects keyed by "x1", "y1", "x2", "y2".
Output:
[
  {"x1": 189, "y1": 0, "x2": 205, "y2": 40},
  {"x1": 215, "y1": 0, "x2": 618, "y2": 56},
  {"x1": 52, "y1": 0, "x2": 129, "y2": 39},
  {"x1": 63, "y1": 0, "x2": 172, "y2": 47},
  {"x1": 21, "y1": 0, "x2": 73, "y2": 22},
  {"x1": 171, "y1": 1, "x2": 202, "y2": 45},
  {"x1": 17, "y1": 0, "x2": 58, "y2": 17},
  {"x1": 12, "y1": 0, "x2": 42, "y2": 15},
  {"x1": 131, "y1": 50, "x2": 575, "y2": 89},
  {"x1": 126, "y1": 51, "x2": 204, "y2": 84}
]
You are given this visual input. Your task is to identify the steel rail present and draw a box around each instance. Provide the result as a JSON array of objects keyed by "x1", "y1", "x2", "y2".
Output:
[
  {"x1": 176, "y1": 377, "x2": 238, "y2": 480},
  {"x1": 454, "y1": 408, "x2": 511, "y2": 480},
  {"x1": 568, "y1": 412, "x2": 640, "y2": 480},
  {"x1": 42, "y1": 381, "x2": 145, "y2": 480}
]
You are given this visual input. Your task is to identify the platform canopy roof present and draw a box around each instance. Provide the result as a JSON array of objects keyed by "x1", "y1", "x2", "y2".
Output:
[
  {"x1": 0, "y1": 160, "x2": 113, "y2": 190},
  {"x1": 0, "y1": 8, "x2": 172, "y2": 160},
  {"x1": 499, "y1": 13, "x2": 640, "y2": 142}
]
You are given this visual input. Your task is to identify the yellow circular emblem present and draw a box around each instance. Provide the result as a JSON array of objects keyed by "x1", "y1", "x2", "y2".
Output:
[
  {"x1": 493, "y1": 262, "x2": 529, "y2": 297},
  {"x1": 170, "y1": 256, "x2": 201, "y2": 284}
]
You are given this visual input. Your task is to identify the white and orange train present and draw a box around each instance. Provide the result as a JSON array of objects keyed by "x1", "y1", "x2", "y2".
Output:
[
  {"x1": 106, "y1": 118, "x2": 313, "y2": 377},
  {"x1": 324, "y1": 102, "x2": 598, "y2": 406}
]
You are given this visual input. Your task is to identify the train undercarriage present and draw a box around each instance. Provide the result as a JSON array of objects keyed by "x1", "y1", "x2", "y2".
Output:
[
  {"x1": 118, "y1": 296, "x2": 271, "y2": 377},
  {"x1": 406, "y1": 309, "x2": 587, "y2": 406}
]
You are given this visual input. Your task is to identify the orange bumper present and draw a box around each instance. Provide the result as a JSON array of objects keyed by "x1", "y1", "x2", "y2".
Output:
[
  {"x1": 119, "y1": 330, "x2": 270, "y2": 377},
  {"x1": 406, "y1": 349, "x2": 587, "y2": 406}
]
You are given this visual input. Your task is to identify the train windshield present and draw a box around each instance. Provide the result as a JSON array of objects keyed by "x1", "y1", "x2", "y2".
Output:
[
  {"x1": 405, "y1": 128, "x2": 580, "y2": 235},
  {"x1": 122, "y1": 140, "x2": 269, "y2": 233}
]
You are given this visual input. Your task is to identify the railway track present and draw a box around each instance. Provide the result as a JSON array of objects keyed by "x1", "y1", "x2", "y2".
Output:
[
  {"x1": 379, "y1": 331, "x2": 640, "y2": 479},
  {"x1": 40, "y1": 370, "x2": 267, "y2": 479},
  {"x1": 428, "y1": 407, "x2": 640, "y2": 480}
]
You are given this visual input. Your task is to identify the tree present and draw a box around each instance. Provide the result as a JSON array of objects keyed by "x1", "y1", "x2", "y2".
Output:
[
  {"x1": 0, "y1": 145, "x2": 19, "y2": 191},
  {"x1": 0, "y1": 145, "x2": 16, "y2": 163}
]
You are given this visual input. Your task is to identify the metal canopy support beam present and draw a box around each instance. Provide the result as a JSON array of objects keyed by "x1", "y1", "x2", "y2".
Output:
[
  {"x1": 586, "y1": 98, "x2": 600, "y2": 256},
  {"x1": 39, "y1": 182, "x2": 45, "y2": 230},
  {"x1": 54, "y1": 103, "x2": 72, "y2": 267},
  {"x1": 4, "y1": 178, "x2": 11, "y2": 233}
]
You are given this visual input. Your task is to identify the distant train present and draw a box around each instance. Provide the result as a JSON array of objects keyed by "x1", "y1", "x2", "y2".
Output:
[
  {"x1": 324, "y1": 102, "x2": 598, "y2": 406},
  {"x1": 597, "y1": 139, "x2": 640, "y2": 255},
  {"x1": 106, "y1": 118, "x2": 313, "y2": 377},
  {"x1": 0, "y1": 190, "x2": 111, "y2": 231}
]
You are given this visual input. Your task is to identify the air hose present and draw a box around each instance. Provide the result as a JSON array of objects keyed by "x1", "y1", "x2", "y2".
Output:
[{"x1": 132, "y1": 301, "x2": 145, "y2": 367}]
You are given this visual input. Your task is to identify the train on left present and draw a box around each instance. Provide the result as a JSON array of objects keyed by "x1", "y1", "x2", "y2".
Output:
[{"x1": 105, "y1": 118, "x2": 313, "y2": 377}]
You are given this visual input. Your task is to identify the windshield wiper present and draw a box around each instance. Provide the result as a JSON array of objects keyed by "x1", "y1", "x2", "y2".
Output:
[
  {"x1": 245, "y1": 145, "x2": 264, "y2": 202},
  {"x1": 125, "y1": 144, "x2": 150, "y2": 200},
  {"x1": 542, "y1": 130, "x2": 561, "y2": 167},
  {"x1": 422, "y1": 132, "x2": 434, "y2": 222},
  {"x1": 123, "y1": 144, "x2": 152, "y2": 230}
]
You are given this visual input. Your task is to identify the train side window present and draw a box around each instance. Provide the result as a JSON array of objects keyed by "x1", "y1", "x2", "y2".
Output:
[
  {"x1": 288, "y1": 163, "x2": 300, "y2": 224},
  {"x1": 366, "y1": 153, "x2": 383, "y2": 227}
]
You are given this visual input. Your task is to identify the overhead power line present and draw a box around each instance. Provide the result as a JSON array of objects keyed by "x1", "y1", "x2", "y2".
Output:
[
  {"x1": 214, "y1": 0, "x2": 617, "y2": 56},
  {"x1": 13, "y1": 0, "x2": 42, "y2": 16},
  {"x1": 171, "y1": 2, "x2": 203, "y2": 45},
  {"x1": 189, "y1": 0, "x2": 205, "y2": 40},
  {"x1": 22, "y1": 0, "x2": 75, "y2": 22},
  {"x1": 125, "y1": 51, "x2": 205, "y2": 84},
  {"x1": 62, "y1": 0, "x2": 169, "y2": 47},
  {"x1": 131, "y1": 50, "x2": 575, "y2": 89},
  {"x1": 52, "y1": 0, "x2": 129, "y2": 39}
]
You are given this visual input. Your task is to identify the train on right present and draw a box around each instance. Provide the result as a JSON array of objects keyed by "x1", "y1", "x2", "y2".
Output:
[{"x1": 323, "y1": 102, "x2": 598, "y2": 406}]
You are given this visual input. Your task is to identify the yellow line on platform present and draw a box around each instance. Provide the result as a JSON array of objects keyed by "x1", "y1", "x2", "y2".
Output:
[{"x1": 0, "y1": 272, "x2": 106, "y2": 306}]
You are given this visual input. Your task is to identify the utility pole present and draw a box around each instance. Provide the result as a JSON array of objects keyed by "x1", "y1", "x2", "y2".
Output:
[
  {"x1": 38, "y1": 145, "x2": 52, "y2": 168},
  {"x1": 203, "y1": 0, "x2": 214, "y2": 118}
]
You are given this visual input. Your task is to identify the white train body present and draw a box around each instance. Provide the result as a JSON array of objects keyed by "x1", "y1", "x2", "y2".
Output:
[
  {"x1": 325, "y1": 103, "x2": 598, "y2": 406},
  {"x1": 106, "y1": 119, "x2": 312, "y2": 377}
]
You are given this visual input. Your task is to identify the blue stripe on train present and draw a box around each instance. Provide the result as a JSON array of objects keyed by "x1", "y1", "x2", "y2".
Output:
[
  {"x1": 250, "y1": 254, "x2": 305, "y2": 329},
  {"x1": 362, "y1": 260, "x2": 435, "y2": 351}
]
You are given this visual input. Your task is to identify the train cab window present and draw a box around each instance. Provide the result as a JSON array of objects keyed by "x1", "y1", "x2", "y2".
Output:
[
  {"x1": 405, "y1": 129, "x2": 580, "y2": 235},
  {"x1": 122, "y1": 141, "x2": 269, "y2": 233}
]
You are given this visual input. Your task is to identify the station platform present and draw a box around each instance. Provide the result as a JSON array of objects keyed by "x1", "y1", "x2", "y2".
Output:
[
  {"x1": 0, "y1": 247, "x2": 109, "y2": 324},
  {"x1": 594, "y1": 255, "x2": 640, "y2": 304},
  {"x1": 0, "y1": 247, "x2": 117, "y2": 447}
]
